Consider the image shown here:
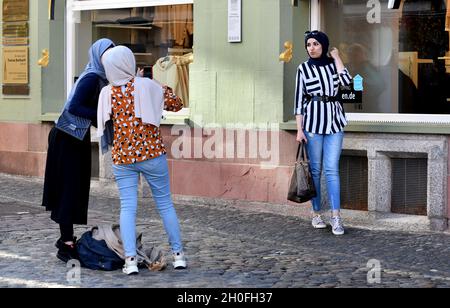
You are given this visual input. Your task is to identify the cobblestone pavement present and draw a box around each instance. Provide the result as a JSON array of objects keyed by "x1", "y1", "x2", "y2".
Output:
[{"x1": 0, "y1": 174, "x2": 449, "y2": 288}]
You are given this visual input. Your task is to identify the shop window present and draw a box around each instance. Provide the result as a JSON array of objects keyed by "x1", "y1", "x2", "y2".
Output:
[
  {"x1": 79, "y1": 4, "x2": 193, "y2": 108},
  {"x1": 306, "y1": 0, "x2": 450, "y2": 116}
]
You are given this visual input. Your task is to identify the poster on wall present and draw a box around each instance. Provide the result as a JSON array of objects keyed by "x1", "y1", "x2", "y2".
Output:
[
  {"x1": 3, "y1": 47, "x2": 29, "y2": 84},
  {"x1": 228, "y1": 0, "x2": 242, "y2": 43}
]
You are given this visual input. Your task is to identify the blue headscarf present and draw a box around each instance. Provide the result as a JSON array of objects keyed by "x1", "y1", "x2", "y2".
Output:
[
  {"x1": 63, "y1": 38, "x2": 115, "y2": 110},
  {"x1": 305, "y1": 31, "x2": 333, "y2": 67}
]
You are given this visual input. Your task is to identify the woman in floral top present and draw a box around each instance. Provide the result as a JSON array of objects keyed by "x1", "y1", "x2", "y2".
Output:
[
  {"x1": 98, "y1": 46, "x2": 186, "y2": 275},
  {"x1": 110, "y1": 80, "x2": 182, "y2": 165}
]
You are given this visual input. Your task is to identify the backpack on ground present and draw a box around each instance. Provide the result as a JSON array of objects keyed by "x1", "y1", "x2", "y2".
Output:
[
  {"x1": 76, "y1": 225, "x2": 167, "y2": 272},
  {"x1": 76, "y1": 229, "x2": 124, "y2": 271}
]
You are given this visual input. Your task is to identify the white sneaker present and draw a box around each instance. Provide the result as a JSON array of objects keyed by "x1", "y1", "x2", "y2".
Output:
[
  {"x1": 330, "y1": 216, "x2": 345, "y2": 236},
  {"x1": 123, "y1": 257, "x2": 139, "y2": 275},
  {"x1": 172, "y1": 252, "x2": 187, "y2": 270},
  {"x1": 312, "y1": 215, "x2": 327, "y2": 229}
]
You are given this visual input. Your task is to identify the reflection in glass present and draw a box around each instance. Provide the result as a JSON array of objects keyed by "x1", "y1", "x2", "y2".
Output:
[{"x1": 322, "y1": 0, "x2": 449, "y2": 114}]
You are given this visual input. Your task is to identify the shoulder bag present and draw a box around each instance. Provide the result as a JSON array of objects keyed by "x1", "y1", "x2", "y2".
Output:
[
  {"x1": 55, "y1": 109, "x2": 91, "y2": 141},
  {"x1": 287, "y1": 142, "x2": 317, "y2": 203}
]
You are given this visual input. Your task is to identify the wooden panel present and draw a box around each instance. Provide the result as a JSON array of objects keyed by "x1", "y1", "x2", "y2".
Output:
[{"x1": 2, "y1": 85, "x2": 29, "y2": 95}]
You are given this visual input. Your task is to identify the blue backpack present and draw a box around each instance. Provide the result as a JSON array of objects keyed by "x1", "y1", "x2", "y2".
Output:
[{"x1": 77, "y1": 229, "x2": 124, "y2": 271}]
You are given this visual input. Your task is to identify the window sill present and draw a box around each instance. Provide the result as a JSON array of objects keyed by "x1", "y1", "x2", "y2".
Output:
[
  {"x1": 280, "y1": 120, "x2": 450, "y2": 135},
  {"x1": 1, "y1": 95, "x2": 31, "y2": 100},
  {"x1": 161, "y1": 114, "x2": 190, "y2": 125},
  {"x1": 161, "y1": 109, "x2": 190, "y2": 125},
  {"x1": 40, "y1": 113, "x2": 59, "y2": 122},
  {"x1": 41, "y1": 113, "x2": 190, "y2": 125}
]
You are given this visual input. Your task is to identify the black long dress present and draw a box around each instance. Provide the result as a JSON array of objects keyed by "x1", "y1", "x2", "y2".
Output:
[{"x1": 42, "y1": 73, "x2": 104, "y2": 225}]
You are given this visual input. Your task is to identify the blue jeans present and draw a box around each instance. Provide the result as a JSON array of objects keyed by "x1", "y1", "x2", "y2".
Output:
[
  {"x1": 305, "y1": 131, "x2": 344, "y2": 212},
  {"x1": 112, "y1": 155, "x2": 183, "y2": 257}
]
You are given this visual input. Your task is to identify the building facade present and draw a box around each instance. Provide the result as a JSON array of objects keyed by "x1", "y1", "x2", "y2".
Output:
[{"x1": 0, "y1": 0, "x2": 449, "y2": 231}]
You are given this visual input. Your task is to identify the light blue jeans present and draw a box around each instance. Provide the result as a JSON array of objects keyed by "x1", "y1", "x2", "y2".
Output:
[
  {"x1": 305, "y1": 131, "x2": 344, "y2": 212},
  {"x1": 112, "y1": 155, "x2": 183, "y2": 257}
]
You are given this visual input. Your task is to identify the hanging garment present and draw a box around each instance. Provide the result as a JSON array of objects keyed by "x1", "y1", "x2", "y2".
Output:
[
  {"x1": 173, "y1": 4, "x2": 194, "y2": 47},
  {"x1": 153, "y1": 56, "x2": 180, "y2": 98},
  {"x1": 153, "y1": 4, "x2": 193, "y2": 47},
  {"x1": 153, "y1": 54, "x2": 191, "y2": 107},
  {"x1": 175, "y1": 53, "x2": 193, "y2": 106}
]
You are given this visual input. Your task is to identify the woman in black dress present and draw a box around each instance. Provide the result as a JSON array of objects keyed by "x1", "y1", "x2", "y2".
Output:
[{"x1": 42, "y1": 38, "x2": 114, "y2": 262}]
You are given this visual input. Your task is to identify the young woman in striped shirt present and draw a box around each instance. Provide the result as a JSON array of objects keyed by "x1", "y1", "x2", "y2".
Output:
[{"x1": 294, "y1": 31, "x2": 352, "y2": 235}]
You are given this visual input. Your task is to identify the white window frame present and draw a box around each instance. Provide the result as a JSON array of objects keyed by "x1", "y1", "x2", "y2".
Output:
[
  {"x1": 71, "y1": 0, "x2": 193, "y2": 11},
  {"x1": 66, "y1": 0, "x2": 193, "y2": 102},
  {"x1": 310, "y1": 0, "x2": 450, "y2": 124},
  {"x1": 310, "y1": 0, "x2": 320, "y2": 31}
]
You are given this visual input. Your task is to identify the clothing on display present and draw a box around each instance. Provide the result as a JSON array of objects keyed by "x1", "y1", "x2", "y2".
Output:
[
  {"x1": 88, "y1": 5, "x2": 194, "y2": 109},
  {"x1": 153, "y1": 53, "x2": 192, "y2": 107},
  {"x1": 153, "y1": 4, "x2": 193, "y2": 47},
  {"x1": 117, "y1": 16, "x2": 152, "y2": 25},
  {"x1": 93, "y1": 20, "x2": 119, "y2": 25}
]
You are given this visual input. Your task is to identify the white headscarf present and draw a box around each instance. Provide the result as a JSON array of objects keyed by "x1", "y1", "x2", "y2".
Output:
[
  {"x1": 102, "y1": 45, "x2": 136, "y2": 86},
  {"x1": 97, "y1": 46, "x2": 164, "y2": 137}
]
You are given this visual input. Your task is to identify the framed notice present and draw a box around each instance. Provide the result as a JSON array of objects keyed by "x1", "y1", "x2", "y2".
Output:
[
  {"x1": 3, "y1": 0, "x2": 29, "y2": 22},
  {"x1": 3, "y1": 47, "x2": 29, "y2": 84},
  {"x1": 3, "y1": 22, "x2": 29, "y2": 45},
  {"x1": 228, "y1": 0, "x2": 242, "y2": 43}
]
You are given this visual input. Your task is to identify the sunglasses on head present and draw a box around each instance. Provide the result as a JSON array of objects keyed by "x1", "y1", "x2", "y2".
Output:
[{"x1": 304, "y1": 30, "x2": 319, "y2": 37}]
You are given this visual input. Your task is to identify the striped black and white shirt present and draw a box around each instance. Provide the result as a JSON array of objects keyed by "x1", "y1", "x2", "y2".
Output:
[{"x1": 294, "y1": 61, "x2": 352, "y2": 134}]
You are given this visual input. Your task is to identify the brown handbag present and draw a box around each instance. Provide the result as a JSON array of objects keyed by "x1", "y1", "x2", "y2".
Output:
[{"x1": 287, "y1": 142, "x2": 317, "y2": 203}]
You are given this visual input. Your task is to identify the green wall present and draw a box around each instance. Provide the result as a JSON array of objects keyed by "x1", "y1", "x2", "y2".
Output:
[
  {"x1": 0, "y1": 0, "x2": 43, "y2": 123},
  {"x1": 190, "y1": 0, "x2": 285, "y2": 126}
]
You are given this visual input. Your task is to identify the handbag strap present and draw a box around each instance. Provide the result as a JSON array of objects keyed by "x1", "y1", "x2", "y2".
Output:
[{"x1": 296, "y1": 142, "x2": 308, "y2": 162}]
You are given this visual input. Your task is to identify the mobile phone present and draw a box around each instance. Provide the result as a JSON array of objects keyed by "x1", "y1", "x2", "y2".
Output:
[{"x1": 143, "y1": 66, "x2": 152, "y2": 79}]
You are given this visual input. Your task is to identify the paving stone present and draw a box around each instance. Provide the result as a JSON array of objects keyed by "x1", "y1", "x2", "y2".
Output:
[{"x1": 0, "y1": 174, "x2": 449, "y2": 288}]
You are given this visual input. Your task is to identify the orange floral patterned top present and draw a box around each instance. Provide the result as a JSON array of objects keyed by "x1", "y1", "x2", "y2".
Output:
[{"x1": 111, "y1": 79, "x2": 183, "y2": 165}]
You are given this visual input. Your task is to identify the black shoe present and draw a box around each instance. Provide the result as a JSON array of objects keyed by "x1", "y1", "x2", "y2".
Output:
[{"x1": 55, "y1": 237, "x2": 79, "y2": 263}]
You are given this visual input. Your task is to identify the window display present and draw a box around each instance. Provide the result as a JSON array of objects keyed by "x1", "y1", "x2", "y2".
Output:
[
  {"x1": 320, "y1": 0, "x2": 449, "y2": 115},
  {"x1": 81, "y1": 4, "x2": 193, "y2": 107}
]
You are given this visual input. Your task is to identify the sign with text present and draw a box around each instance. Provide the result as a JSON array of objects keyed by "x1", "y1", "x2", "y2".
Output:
[
  {"x1": 3, "y1": 47, "x2": 29, "y2": 84},
  {"x1": 339, "y1": 83, "x2": 363, "y2": 110},
  {"x1": 228, "y1": 0, "x2": 242, "y2": 43},
  {"x1": 3, "y1": 0, "x2": 29, "y2": 22},
  {"x1": 3, "y1": 22, "x2": 29, "y2": 45},
  {"x1": 339, "y1": 88, "x2": 363, "y2": 104}
]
